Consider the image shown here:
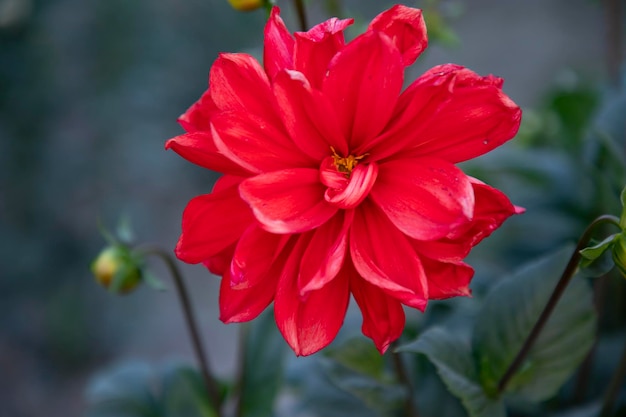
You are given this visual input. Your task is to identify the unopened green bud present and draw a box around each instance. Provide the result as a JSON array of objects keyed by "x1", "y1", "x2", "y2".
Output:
[
  {"x1": 227, "y1": 0, "x2": 265, "y2": 11},
  {"x1": 611, "y1": 233, "x2": 626, "y2": 279},
  {"x1": 91, "y1": 246, "x2": 142, "y2": 294}
]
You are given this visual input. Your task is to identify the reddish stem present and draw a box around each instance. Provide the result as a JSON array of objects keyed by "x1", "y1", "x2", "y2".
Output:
[{"x1": 497, "y1": 215, "x2": 620, "y2": 394}]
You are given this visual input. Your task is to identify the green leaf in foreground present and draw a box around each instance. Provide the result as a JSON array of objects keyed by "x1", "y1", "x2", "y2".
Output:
[
  {"x1": 473, "y1": 245, "x2": 597, "y2": 401},
  {"x1": 323, "y1": 363, "x2": 406, "y2": 416},
  {"x1": 85, "y1": 362, "x2": 159, "y2": 417},
  {"x1": 162, "y1": 363, "x2": 216, "y2": 417},
  {"x1": 315, "y1": 337, "x2": 404, "y2": 415},
  {"x1": 238, "y1": 309, "x2": 288, "y2": 417},
  {"x1": 85, "y1": 361, "x2": 217, "y2": 417},
  {"x1": 397, "y1": 327, "x2": 506, "y2": 417},
  {"x1": 323, "y1": 337, "x2": 386, "y2": 380}
]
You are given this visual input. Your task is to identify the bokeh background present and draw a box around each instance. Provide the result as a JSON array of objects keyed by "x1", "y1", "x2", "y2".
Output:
[{"x1": 1, "y1": 0, "x2": 625, "y2": 415}]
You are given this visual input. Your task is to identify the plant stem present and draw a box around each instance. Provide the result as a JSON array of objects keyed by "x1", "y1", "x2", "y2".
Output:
[
  {"x1": 497, "y1": 215, "x2": 621, "y2": 394},
  {"x1": 294, "y1": 0, "x2": 308, "y2": 31},
  {"x1": 600, "y1": 340, "x2": 626, "y2": 417},
  {"x1": 391, "y1": 342, "x2": 419, "y2": 417},
  {"x1": 136, "y1": 246, "x2": 223, "y2": 415},
  {"x1": 234, "y1": 323, "x2": 250, "y2": 417}
]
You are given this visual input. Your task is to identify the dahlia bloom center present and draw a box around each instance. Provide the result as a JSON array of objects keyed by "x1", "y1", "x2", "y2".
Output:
[
  {"x1": 331, "y1": 147, "x2": 366, "y2": 175},
  {"x1": 320, "y1": 149, "x2": 378, "y2": 210}
]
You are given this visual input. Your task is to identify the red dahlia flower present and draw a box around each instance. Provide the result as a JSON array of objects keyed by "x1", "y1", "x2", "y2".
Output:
[{"x1": 166, "y1": 5, "x2": 523, "y2": 355}]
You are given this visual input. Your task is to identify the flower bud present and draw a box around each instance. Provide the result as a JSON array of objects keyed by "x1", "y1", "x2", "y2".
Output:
[
  {"x1": 612, "y1": 233, "x2": 626, "y2": 279},
  {"x1": 227, "y1": 0, "x2": 265, "y2": 11},
  {"x1": 91, "y1": 246, "x2": 142, "y2": 294}
]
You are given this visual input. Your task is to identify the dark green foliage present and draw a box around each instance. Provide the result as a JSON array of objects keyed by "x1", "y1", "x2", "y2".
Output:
[
  {"x1": 238, "y1": 310, "x2": 288, "y2": 417},
  {"x1": 85, "y1": 361, "x2": 218, "y2": 417},
  {"x1": 472, "y1": 247, "x2": 596, "y2": 401}
]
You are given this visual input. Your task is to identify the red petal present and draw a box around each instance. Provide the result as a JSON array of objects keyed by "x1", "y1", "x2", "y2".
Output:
[
  {"x1": 175, "y1": 184, "x2": 254, "y2": 264},
  {"x1": 350, "y1": 201, "x2": 428, "y2": 310},
  {"x1": 411, "y1": 179, "x2": 521, "y2": 261},
  {"x1": 298, "y1": 210, "x2": 353, "y2": 296},
  {"x1": 405, "y1": 66, "x2": 521, "y2": 163},
  {"x1": 165, "y1": 132, "x2": 251, "y2": 176},
  {"x1": 349, "y1": 263, "x2": 405, "y2": 354},
  {"x1": 264, "y1": 7, "x2": 294, "y2": 79},
  {"x1": 370, "y1": 157, "x2": 474, "y2": 241},
  {"x1": 275, "y1": 234, "x2": 350, "y2": 356},
  {"x1": 177, "y1": 88, "x2": 217, "y2": 132},
  {"x1": 210, "y1": 53, "x2": 280, "y2": 125},
  {"x1": 212, "y1": 174, "x2": 248, "y2": 193},
  {"x1": 273, "y1": 70, "x2": 347, "y2": 159},
  {"x1": 368, "y1": 5, "x2": 427, "y2": 66},
  {"x1": 422, "y1": 258, "x2": 474, "y2": 300},
  {"x1": 202, "y1": 244, "x2": 235, "y2": 276},
  {"x1": 446, "y1": 179, "x2": 521, "y2": 246},
  {"x1": 239, "y1": 168, "x2": 337, "y2": 234},
  {"x1": 365, "y1": 64, "x2": 460, "y2": 159},
  {"x1": 324, "y1": 162, "x2": 378, "y2": 210},
  {"x1": 230, "y1": 224, "x2": 291, "y2": 289},
  {"x1": 220, "y1": 233, "x2": 295, "y2": 324},
  {"x1": 323, "y1": 30, "x2": 404, "y2": 150},
  {"x1": 294, "y1": 17, "x2": 353, "y2": 89},
  {"x1": 411, "y1": 238, "x2": 471, "y2": 263},
  {"x1": 211, "y1": 111, "x2": 312, "y2": 174},
  {"x1": 219, "y1": 247, "x2": 288, "y2": 323},
  {"x1": 319, "y1": 156, "x2": 349, "y2": 190}
]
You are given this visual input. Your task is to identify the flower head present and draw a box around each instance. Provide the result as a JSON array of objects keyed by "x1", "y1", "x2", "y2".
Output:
[{"x1": 166, "y1": 5, "x2": 523, "y2": 355}]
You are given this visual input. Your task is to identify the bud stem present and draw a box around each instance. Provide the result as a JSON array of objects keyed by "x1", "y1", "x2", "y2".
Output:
[
  {"x1": 497, "y1": 214, "x2": 620, "y2": 394},
  {"x1": 294, "y1": 0, "x2": 308, "y2": 31},
  {"x1": 136, "y1": 246, "x2": 223, "y2": 415}
]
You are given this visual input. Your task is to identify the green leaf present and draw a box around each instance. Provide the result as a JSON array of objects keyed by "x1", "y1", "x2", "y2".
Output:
[
  {"x1": 162, "y1": 363, "x2": 217, "y2": 417},
  {"x1": 579, "y1": 234, "x2": 616, "y2": 266},
  {"x1": 116, "y1": 214, "x2": 135, "y2": 244},
  {"x1": 397, "y1": 327, "x2": 506, "y2": 417},
  {"x1": 473, "y1": 246, "x2": 597, "y2": 402},
  {"x1": 321, "y1": 357, "x2": 406, "y2": 416},
  {"x1": 285, "y1": 356, "x2": 380, "y2": 417},
  {"x1": 323, "y1": 337, "x2": 386, "y2": 380},
  {"x1": 412, "y1": 370, "x2": 469, "y2": 417},
  {"x1": 238, "y1": 309, "x2": 288, "y2": 417},
  {"x1": 313, "y1": 336, "x2": 405, "y2": 415},
  {"x1": 143, "y1": 271, "x2": 166, "y2": 291},
  {"x1": 85, "y1": 361, "x2": 218, "y2": 417},
  {"x1": 546, "y1": 84, "x2": 600, "y2": 147},
  {"x1": 85, "y1": 362, "x2": 160, "y2": 417}
]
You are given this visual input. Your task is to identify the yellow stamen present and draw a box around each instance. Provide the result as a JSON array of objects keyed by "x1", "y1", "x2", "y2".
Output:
[{"x1": 331, "y1": 147, "x2": 367, "y2": 175}]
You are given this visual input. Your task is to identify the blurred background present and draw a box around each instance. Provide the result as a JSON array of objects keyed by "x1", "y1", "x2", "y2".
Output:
[{"x1": 1, "y1": 0, "x2": 624, "y2": 415}]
